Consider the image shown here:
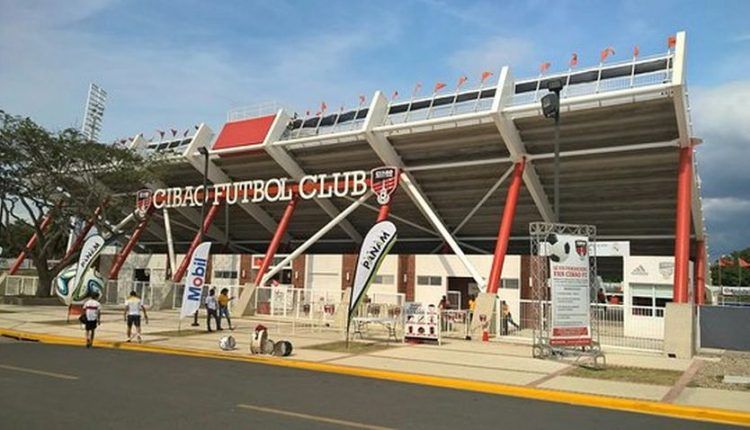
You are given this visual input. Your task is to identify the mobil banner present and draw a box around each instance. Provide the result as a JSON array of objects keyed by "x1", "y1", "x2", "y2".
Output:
[
  {"x1": 71, "y1": 234, "x2": 105, "y2": 295},
  {"x1": 549, "y1": 234, "x2": 592, "y2": 346},
  {"x1": 180, "y1": 242, "x2": 211, "y2": 319},
  {"x1": 347, "y1": 221, "x2": 397, "y2": 325}
]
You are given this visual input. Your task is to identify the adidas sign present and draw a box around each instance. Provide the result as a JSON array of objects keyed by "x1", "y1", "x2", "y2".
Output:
[{"x1": 630, "y1": 265, "x2": 648, "y2": 276}]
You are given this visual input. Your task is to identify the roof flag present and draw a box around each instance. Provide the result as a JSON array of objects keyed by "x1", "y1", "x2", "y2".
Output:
[
  {"x1": 600, "y1": 47, "x2": 615, "y2": 62},
  {"x1": 358, "y1": 95, "x2": 366, "y2": 106},
  {"x1": 433, "y1": 82, "x2": 447, "y2": 93},
  {"x1": 739, "y1": 257, "x2": 750, "y2": 269},
  {"x1": 170, "y1": 128, "x2": 178, "y2": 137},
  {"x1": 391, "y1": 90, "x2": 399, "y2": 100},
  {"x1": 480, "y1": 71, "x2": 493, "y2": 83},
  {"x1": 412, "y1": 82, "x2": 422, "y2": 98},
  {"x1": 570, "y1": 53, "x2": 578, "y2": 68},
  {"x1": 667, "y1": 35, "x2": 677, "y2": 49},
  {"x1": 456, "y1": 75, "x2": 468, "y2": 89},
  {"x1": 539, "y1": 62, "x2": 551, "y2": 74},
  {"x1": 633, "y1": 45, "x2": 640, "y2": 58}
]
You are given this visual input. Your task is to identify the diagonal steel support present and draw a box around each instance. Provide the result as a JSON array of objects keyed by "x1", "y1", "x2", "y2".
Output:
[
  {"x1": 363, "y1": 91, "x2": 486, "y2": 288},
  {"x1": 492, "y1": 67, "x2": 556, "y2": 223}
]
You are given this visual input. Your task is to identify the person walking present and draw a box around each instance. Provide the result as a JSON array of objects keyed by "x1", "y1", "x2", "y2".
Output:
[
  {"x1": 501, "y1": 301, "x2": 520, "y2": 335},
  {"x1": 81, "y1": 292, "x2": 101, "y2": 348},
  {"x1": 123, "y1": 290, "x2": 149, "y2": 342},
  {"x1": 205, "y1": 288, "x2": 220, "y2": 332},
  {"x1": 217, "y1": 288, "x2": 234, "y2": 330}
]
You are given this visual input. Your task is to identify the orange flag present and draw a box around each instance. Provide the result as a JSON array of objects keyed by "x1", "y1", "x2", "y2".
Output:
[
  {"x1": 539, "y1": 62, "x2": 551, "y2": 74},
  {"x1": 433, "y1": 82, "x2": 447, "y2": 93},
  {"x1": 633, "y1": 45, "x2": 640, "y2": 58},
  {"x1": 739, "y1": 257, "x2": 750, "y2": 269},
  {"x1": 480, "y1": 71, "x2": 493, "y2": 82},
  {"x1": 600, "y1": 47, "x2": 615, "y2": 62},
  {"x1": 456, "y1": 75, "x2": 468, "y2": 89},
  {"x1": 668, "y1": 35, "x2": 677, "y2": 49},
  {"x1": 569, "y1": 53, "x2": 578, "y2": 68}
]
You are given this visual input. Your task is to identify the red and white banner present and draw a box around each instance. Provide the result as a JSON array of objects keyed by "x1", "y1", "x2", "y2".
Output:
[
  {"x1": 548, "y1": 234, "x2": 591, "y2": 346},
  {"x1": 180, "y1": 242, "x2": 211, "y2": 319}
]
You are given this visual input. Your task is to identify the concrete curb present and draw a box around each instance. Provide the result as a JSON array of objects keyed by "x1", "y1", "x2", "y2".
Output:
[{"x1": 1, "y1": 327, "x2": 748, "y2": 427}]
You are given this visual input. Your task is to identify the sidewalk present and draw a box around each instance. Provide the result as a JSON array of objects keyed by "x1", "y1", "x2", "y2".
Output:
[{"x1": 1, "y1": 304, "x2": 749, "y2": 425}]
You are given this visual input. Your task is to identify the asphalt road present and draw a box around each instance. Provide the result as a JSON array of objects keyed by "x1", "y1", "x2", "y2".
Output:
[{"x1": 0, "y1": 339, "x2": 740, "y2": 430}]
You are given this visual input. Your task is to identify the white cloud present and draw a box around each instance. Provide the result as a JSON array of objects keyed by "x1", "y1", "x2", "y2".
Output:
[
  {"x1": 447, "y1": 36, "x2": 534, "y2": 75},
  {"x1": 0, "y1": 1, "x2": 400, "y2": 141},
  {"x1": 691, "y1": 80, "x2": 750, "y2": 254}
]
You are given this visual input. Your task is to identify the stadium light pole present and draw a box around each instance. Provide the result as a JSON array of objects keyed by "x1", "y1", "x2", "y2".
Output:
[
  {"x1": 541, "y1": 79, "x2": 563, "y2": 221},
  {"x1": 193, "y1": 146, "x2": 210, "y2": 327}
]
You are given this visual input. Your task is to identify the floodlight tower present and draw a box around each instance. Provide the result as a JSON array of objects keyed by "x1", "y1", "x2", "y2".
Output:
[{"x1": 81, "y1": 83, "x2": 107, "y2": 142}]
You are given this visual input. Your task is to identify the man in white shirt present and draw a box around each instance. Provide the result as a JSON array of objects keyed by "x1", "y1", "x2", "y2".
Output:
[
  {"x1": 82, "y1": 293, "x2": 101, "y2": 348},
  {"x1": 123, "y1": 290, "x2": 149, "y2": 342},
  {"x1": 205, "y1": 288, "x2": 220, "y2": 332}
]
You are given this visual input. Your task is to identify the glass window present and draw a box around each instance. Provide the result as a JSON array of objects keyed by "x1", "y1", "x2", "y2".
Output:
[
  {"x1": 417, "y1": 276, "x2": 442, "y2": 286},
  {"x1": 374, "y1": 275, "x2": 394, "y2": 285},
  {"x1": 501, "y1": 278, "x2": 519, "y2": 289}
]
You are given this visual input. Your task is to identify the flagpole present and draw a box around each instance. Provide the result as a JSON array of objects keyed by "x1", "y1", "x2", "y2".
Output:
[
  {"x1": 403, "y1": 84, "x2": 420, "y2": 123},
  {"x1": 472, "y1": 80, "x2": 485, "y2": 112}
]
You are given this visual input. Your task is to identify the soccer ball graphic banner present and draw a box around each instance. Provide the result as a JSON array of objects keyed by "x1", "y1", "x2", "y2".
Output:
[
  {"x1": 547, "y1": 233, "x2": 591, "y2": 346},
  {"x1": 55, "y1": 234, "x2": 106, "y2": 305},
  {"x1": 347, "y1": 221, "x2": 397, "y2": 325}
]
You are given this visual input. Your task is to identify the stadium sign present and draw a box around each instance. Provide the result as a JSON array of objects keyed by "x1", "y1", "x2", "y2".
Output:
[{"x1": 152, "y1": 170, "x2": 373, "y2": 209}]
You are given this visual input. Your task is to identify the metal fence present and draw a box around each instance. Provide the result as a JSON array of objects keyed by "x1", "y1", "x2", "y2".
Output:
[
  {"x1": 1, "y1": 275, "x2": 40, "y2": 296},
  {"x1": 501, "y1": 299, "x2": 664, "y2": 351}
]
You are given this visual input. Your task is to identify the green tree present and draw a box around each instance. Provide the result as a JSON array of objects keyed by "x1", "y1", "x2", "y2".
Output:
[
  {"x1": 0, "y1": 110, "x2": 164, "y2": 296},
  {"x1": 709, "y1": 247, "x2": 750, "y2": 286}
]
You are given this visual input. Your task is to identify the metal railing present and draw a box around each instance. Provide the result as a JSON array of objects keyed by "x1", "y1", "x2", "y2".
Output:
[
  {"x1": 104, "y1": 280, "x2": 154, "y2": 307},
  {"x1": 504, "y1": 299, "x2": 664, "y2": 351},
  {"x1": 1, "y1": 275, "x2": 40, "y2": 296}
]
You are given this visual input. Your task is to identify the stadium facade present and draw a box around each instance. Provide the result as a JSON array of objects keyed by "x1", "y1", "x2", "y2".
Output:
[{"x1": 8, "y1": 31, "x2": 707, "y2": 353}]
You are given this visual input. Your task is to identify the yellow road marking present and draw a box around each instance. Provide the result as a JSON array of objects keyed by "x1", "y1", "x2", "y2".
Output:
[
  {"x1": 0, "y1": 364, "x2": 78, "y2": 380},
  {"x1": 2, "y1": 327, "x2": 749, "y2": 427},
  {"x1": 237, "y1": 404, "x2": 394, "y2": 430}
]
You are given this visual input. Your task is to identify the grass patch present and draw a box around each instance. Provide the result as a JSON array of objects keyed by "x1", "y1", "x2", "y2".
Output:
[
  {"x1": 305, "y1": 341, "x2": 394, "y2": 354},
  {"x1": 567, "y1": 365, "x2": 683, "y2": 386}
]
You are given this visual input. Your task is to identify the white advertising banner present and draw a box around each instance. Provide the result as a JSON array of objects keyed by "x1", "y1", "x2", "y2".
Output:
[
  {"x1": 180, "y1": 242, "x2": 211, "y2": 319},
  {"x1": 70, "y1": 234, "x2": 105, "y2": 296},
  {"x1": 548, "y1": 234, "x2": 592, "y2": 346},
  {"x1": 347, "y1": 221, "x2": 397, "y2": 325}
]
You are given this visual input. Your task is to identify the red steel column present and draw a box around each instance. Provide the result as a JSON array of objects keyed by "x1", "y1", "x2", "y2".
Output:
[
  {"x1": 171, "y1": 203, "x2": 223, "y2": 282},
  {"x1": 694, "y1": 240, "x2": 706, "y2": 305},
  {"x1": 673, "y1": 146, "x2": 693, "y2": 303},
  {"x1": 376, "y1": 199, "x2": 392, "y2": 222},
  {"x1": 62, "y1": 199, "x2": 109, "y2": 261},
  {"x1": 254, "y1": 196, "x2": 299, "y2": 286},
  {"x1": 108, "y1": 209, "x2": 154, "y2": 280},
  {"x1": 9, "y1": 203, "x2": 60, "y2": 275},
  {"x1": 487, "y1": 159, "x2": 525, "y2": 294}
]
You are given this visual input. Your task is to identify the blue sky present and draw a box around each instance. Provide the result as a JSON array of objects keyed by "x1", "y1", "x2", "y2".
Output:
[{"x1": 1, "y1": 0, "x2": 748, "y2": 258}]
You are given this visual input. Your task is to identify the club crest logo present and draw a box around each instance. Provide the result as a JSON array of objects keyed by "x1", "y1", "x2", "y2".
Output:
[
  {"x1": 659, "y1": 262, "x2": 674, "y2": 279},
  {"x1": 575, "y1": 240, "x2": 588, "y2": 258},
  {"x1": 135, "y1": 188, "x2": 153, "y2": 218},
  {"x1": 370, "y1": 167, "x2": 400, "y2": 205}
]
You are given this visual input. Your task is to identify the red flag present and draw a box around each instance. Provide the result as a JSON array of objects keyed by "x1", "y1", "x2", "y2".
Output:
[
  {"x1": 539, "y1": 62, "x2": 551, "y2": 74},
  {"x1": 667, "y1": 35, "x2": 677, "y2": 49},
  {"x1": 569, "y1": 53, "x2": 578, "y2": 68},
  {"x1": 600, "y1": 47, "x2": 615, "y2": 62},
  {"x1": 739, "y1": 257, "x2": 750, "y2": 269},
  {"x1": 170, "y1": 128, "x2": 178, "y2": 137},
  {"x1": 456, "y1": 75, "x2": 468, "y2": 89},
  {"x1": 391, "y1": 90, "x2": 399, "y2": 100},
  {"x1": 320, "y1": 101, "x2": 327, "y2": 113},
  {"x1": 480, "y1": 71, "x2": 493, "y2": 83},
  {"x1": 412, "y1": 82, "x2": 422, "y2": 97},
  {"x1": 358, "y1": 95, "x2": 366, "y2": 106},
  {"x1": 719, "y1": 257, "x2": 734, "y2": 267},
  {"x1": 305, "y1": 109, "x2": 310, "y2": 117},
  {"x1": 633, "y1": 45, "x2": 640, "y2": 58},
  {"x1": 433, "y1": 82, "x2": 447, "y2": 93}
]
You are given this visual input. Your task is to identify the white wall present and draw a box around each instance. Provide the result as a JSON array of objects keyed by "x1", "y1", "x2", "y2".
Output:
[
  {"x1": 211, "y1": 254, "x2": 241, "y2": 286},
  {"x1": 623, "y1": 255, "x2": 694, "y2": 339},
  {"x1": 414, "y1": 255, "x2": 521, "y2": 307},
  {"x1": 368, "y1": 255, "x2": 398, "y2": 297},
  {"x1": 306, "y1": 254, "x2": 341, "y2": 292}
]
